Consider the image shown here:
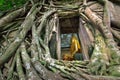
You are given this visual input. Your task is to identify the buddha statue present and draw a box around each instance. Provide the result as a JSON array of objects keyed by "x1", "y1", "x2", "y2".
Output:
[{"x1": 63, "y1": 34, "x2": 82, "y2": 61}]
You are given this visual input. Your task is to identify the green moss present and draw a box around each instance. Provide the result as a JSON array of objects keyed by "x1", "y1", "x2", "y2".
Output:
[
  {"x1": 0, "y1": 0, "x2": 27, "y2": 11},
  {"x1": 108, "y1": 65, "x2": 120, "y2": 77}
]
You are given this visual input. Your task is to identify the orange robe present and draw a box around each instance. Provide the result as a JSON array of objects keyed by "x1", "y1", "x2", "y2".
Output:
[{"x1": 63, "y1": 35, "x2": 81, "y2": 61}]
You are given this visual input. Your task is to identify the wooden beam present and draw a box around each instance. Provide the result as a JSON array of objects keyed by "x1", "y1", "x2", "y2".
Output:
[
  {"x1": 78, "y1": 18, "x2": 90, "y2": 60},
  {"x1": 55, "y1": 14, "x2": 61, "y2": 60}
]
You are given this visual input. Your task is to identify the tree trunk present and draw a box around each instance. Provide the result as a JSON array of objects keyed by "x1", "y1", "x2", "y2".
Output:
[{"x1": 0, "y1": 0, "x2": 120, "y2": 80}]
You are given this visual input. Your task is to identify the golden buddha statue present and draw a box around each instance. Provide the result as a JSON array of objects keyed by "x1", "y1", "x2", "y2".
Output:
[{"x1": 63, "y1": 35, "x2": 81, "y2": 61}]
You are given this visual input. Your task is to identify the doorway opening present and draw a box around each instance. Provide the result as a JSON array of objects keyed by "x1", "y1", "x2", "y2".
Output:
[
  {"x1": 49, "y1": 16, "x2": 90, "y2": 61},
  {"x1": 60, "y1": 16, "x2": 83, "y2": 61}
]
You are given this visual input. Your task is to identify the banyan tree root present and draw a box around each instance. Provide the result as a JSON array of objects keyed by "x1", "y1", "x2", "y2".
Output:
[
  {"x1": 84, "y1": 7, "x2": 120, "y2": 63},
  {"x1": 0, "y1": 0, "x2": 120, "y2": 80},
  {"x1": 0, "y1": 6, "x2": 38, "y2": 66}
]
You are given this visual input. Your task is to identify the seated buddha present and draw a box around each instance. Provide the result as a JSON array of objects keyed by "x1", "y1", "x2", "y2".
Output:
[{"x1": 63, "y1": 35, "x2": 82, "y2": 61}]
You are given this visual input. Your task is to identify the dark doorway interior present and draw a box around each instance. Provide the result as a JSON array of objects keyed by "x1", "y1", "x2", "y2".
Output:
[{"x1": 60, "y1": 16, "x2": 83, "y2": 60}]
